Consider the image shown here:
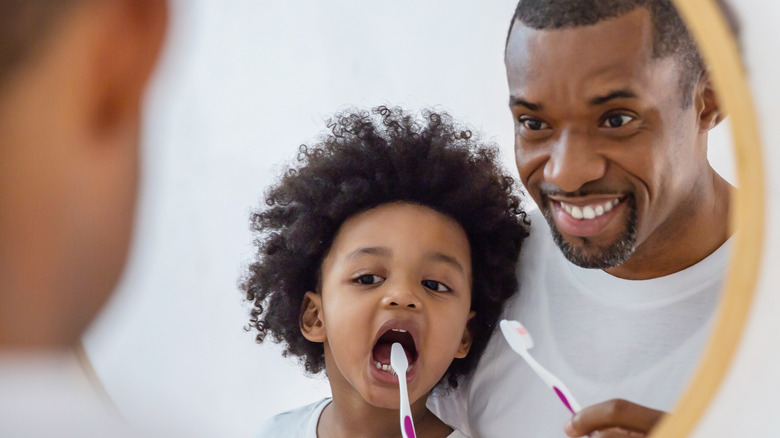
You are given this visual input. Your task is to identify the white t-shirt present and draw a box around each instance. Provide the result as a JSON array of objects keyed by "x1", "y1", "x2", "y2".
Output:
[
  {"x1": 429, "y1": 210, "x2": 730, "y2": 438},
  {"x1": 258, "y1": 398, "x2": 468, "y2": 438},
  {"x1": 0, "y1": 350, "x2": 139, "y2": 438}
]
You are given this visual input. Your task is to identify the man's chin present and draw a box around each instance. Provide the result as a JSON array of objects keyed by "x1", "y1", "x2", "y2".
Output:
[
  {"x1": 553, "y1": 235, "x2": 635, "y2": 269},
  {"x1": 542, "y1": 201, "x2": 638, "y2": 270}
]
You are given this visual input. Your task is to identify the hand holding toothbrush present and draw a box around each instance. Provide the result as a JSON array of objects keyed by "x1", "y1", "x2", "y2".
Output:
[
  {"x1": 499, "y1": 319, "x2": 664, "y2": 437},
  {"x1": 562, "y1": 399, "x2": 665, "y2": 437}
]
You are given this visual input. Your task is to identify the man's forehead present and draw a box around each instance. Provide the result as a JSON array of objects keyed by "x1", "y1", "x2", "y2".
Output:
[
  {"x1": 506, "y1": 7, "x2": 654, "y2": 49},
  {"x1": 505, "y1": 10, "x2": 664, "y2": 104}
]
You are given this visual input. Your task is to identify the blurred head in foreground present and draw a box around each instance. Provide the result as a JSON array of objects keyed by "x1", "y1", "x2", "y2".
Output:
[{"x1": 0, "y1": 0, "x2": 168, "y2": 349}]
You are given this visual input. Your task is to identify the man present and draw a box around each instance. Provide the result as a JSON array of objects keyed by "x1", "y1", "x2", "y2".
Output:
[
  {"x1": 0, "y1": 0, "x2": 167, "y2": 435},
  {"x1": 430, "y1": 1, "x2": 731, "y2": 436}
]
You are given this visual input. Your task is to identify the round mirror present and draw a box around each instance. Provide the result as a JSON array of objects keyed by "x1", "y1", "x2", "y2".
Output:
[
  {"x1": 652, "y1": 0, "x2": 764, "y2": 436},
  {"x1": 80, "y1": 1, "x2": 767, "y2": 436}
]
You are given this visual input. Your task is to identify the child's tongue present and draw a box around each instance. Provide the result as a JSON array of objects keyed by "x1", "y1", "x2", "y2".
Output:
[
  {"x1": 373, "y1": 343, "x2": 392, "y2": 364},
  {"x1": 372, "y1": 342, "x2": 412, "y2": 366}
]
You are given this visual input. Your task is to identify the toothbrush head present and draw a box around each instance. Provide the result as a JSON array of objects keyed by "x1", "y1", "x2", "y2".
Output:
[
  {"x1": 390, "y1": 342, "x2": 409, "y2": 374},
  {"x1": 499, "y1": 319, "x2": 534, "y2": 350}
]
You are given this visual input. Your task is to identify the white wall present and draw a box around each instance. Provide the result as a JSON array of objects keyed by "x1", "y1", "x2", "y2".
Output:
[{"x1": 83, "y1": 1, "x2": 743, "y2": 437}]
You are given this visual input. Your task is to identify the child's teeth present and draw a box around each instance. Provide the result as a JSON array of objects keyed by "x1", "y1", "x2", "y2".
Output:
[
  {"x1": 374, "y1": 359, "x2": 411, "y2": 375},
  {"x1": 391, "y1": 329, "x2": 407, "y2": 333},
  {"x1": 375, "y1": 361, "x2": 395, "y2": 373}
]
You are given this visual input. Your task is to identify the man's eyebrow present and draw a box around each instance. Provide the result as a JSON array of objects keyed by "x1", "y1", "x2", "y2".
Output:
[
  {"x1": 346, "y1": 247, "x2": 391, "y2": 260},
  {"x1": 589, "y1": 89, "x2": 637, "y2": 106},
  {"x1": 425, "y1": 251, "x2": 465, "y2": 274},
  {"x1": 509, "y1": 96, "x2": 542, "y2": 111}
]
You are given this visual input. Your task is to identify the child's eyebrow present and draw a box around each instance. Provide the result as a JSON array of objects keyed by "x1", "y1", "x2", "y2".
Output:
[
  {"x1": 345, "y1": 247, "x2": 391, "y2": 260},
  {"x1": 344, "y1": 247, "x2": 465, "y2": 274},
  {"x1": 425, "y1": 252, "x2": 466, "y2": 274}
]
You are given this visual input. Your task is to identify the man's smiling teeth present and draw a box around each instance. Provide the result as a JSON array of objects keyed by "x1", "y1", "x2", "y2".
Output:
[{"x1": 560, "y1": 199, "x2": 620, "y2": 220}]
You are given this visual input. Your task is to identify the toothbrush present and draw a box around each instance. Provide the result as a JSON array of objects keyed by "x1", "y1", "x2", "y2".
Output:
[
  {"x1": 390, "y1": 342, "x2": 417, "y2": 438},
  {"x1": 499, "y1": 319, "x2": 582, "y2": 414}
]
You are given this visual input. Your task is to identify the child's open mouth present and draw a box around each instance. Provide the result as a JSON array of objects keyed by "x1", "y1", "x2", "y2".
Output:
[{"x1": 371, "y1": 323, "x2": 418, "y2": 375}]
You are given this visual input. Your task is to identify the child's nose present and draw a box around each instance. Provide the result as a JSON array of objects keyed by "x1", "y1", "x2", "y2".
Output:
[{"x1": 381, "y1": 284, "x2": 422, "y2": 310}]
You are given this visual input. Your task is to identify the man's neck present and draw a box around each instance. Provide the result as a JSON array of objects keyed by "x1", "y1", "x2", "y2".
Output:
[{"x1": 605, "y1": 171, "x2": 733, "y2": 280}]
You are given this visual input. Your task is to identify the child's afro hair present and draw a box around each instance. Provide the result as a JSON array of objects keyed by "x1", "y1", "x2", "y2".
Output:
[{"x1": 241, "y1": 106, "x2": 529, "y2": 388}]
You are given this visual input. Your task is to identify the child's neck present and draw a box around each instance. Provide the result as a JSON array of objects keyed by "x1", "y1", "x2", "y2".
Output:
[{"x1": 317, "y1": 392, "x2": 451, "y2": 438}]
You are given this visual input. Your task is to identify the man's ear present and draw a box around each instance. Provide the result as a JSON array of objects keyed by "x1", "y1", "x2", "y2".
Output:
[
  {"x1": 454, "y1": 311, "x2": 477, "y2": 359},
  {"x1": 89, "y1": 0, "x2": 168, "y2": 134},
  {"x1": 696, "y1": 72, "x2": 725, "y2": 133},
  {"x1": 300, "y1": 292, "x2": 326, "y2": 343}
]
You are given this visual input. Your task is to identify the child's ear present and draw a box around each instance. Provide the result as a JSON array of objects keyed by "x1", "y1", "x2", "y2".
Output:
[
  {"x1": 300, "y1": 291, "x2": 326, "y2": 343},
  {"x1": 454, "y1": 311, "x2": 477, "y2": 359}
]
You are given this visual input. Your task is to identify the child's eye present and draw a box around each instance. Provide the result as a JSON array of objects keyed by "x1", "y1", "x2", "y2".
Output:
[
  {"x1": 422, "y1": 280, "x2": 451, "y2": 292},
  {"x1": 354, "y1": 274, "x2": 383, "y2": 285}
]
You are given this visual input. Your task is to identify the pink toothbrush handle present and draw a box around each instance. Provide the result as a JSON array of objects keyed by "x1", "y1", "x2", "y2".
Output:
[
  {"x1": 403, "y1": 415, "x2": 416, "y2": 438},
  {"x1": 553, "y1": 386, "x2": 576, "y2": 415}
]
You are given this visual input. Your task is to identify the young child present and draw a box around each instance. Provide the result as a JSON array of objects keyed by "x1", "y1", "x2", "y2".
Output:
[{"x1": 242, "y1": 106, "x2": 529, "y2": 437}]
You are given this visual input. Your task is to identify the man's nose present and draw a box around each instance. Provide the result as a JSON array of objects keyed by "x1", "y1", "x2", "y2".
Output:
[
  {"x1": 543, "y1": 131, "x2": 607, "y2": 193},
  {"x1": 381, "y1": 281, "x2": 422, "y2": 310}
]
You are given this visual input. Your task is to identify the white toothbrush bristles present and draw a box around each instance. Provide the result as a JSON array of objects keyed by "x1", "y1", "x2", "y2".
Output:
[{"x1": 500, "y1": 319, "x2": 534, "y2": 349}]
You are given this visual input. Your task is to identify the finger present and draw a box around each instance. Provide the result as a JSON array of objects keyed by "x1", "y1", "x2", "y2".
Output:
[
  {"x1": 594, "y1": 427, "x2": 648, "y2": 438},
  {"x1": 564, "y1": 399, "x2": 664, "y2": 436}
]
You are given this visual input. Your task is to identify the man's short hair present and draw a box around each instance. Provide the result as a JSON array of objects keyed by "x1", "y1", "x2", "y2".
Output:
[
  {"x1": 0, "y1": 0, "x2": 80, "y2": 86},
  {"x1": 507, "y1": 0, "x2": 704, "y2": 108}
]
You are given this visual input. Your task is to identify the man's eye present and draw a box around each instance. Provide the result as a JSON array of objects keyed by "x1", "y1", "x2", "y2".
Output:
[
  {"x1": 519, "y1": 117, "x2": 549, "y2": 131},
  {"x1": 601, "y1": 114, "x2": 634, "y2": 128},
  {"x1": 422, "y1": 280, "x2": 451, "y2": 292},
  {"x1": 355, "y1": 274, "x2": 383, "y2": 285}
]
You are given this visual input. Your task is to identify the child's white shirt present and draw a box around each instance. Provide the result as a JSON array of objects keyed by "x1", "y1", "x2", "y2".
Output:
[{"x1": 257, "y1": 397, "x2": 468, "y2": 437}]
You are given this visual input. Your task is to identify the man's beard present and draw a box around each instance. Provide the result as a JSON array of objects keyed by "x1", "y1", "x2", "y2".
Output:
[{"x1": 541, "y1": 196, "x2": 638, "y2": 269}]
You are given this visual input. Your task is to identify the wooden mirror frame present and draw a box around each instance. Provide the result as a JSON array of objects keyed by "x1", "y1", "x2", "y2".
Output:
[{"x1": 651, "y1": 0, "x2": 765, "y2": 436}]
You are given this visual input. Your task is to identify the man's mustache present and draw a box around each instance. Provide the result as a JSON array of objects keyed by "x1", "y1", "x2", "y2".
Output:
[{"x1": 538, "y1": 182, "x2": 631, "y2": 199}]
